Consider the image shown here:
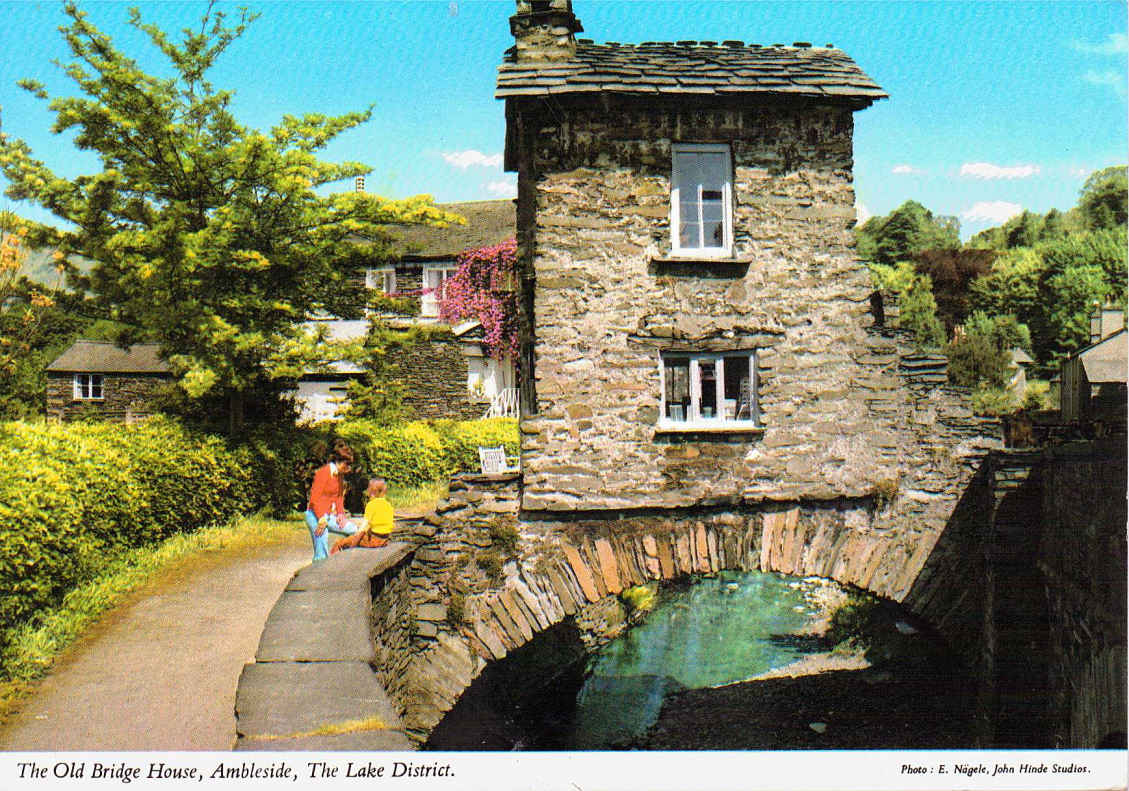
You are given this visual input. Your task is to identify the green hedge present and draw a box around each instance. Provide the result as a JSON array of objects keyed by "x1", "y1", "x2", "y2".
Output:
[
  {"x1": 0, "y1": 417, "x2": 263, "y2": 647},
  {"x1": 332, "y1": 417, "x2": 519, "y2": 490}
]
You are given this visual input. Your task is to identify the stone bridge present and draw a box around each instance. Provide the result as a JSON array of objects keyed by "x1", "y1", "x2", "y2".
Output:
[{"x1": 235, "y1": 437, "x2": 1125, "y2": 750}]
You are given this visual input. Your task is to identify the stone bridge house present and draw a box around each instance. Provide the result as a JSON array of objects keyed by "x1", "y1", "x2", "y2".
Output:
[{"x1": 238, "y1": 1, "x2": 1126, "y2": 751}]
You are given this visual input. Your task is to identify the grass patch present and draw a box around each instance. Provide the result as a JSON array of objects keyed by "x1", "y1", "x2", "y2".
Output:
[
  {"x1": 387, "y1": 479, "x2": 448, "y2": 512},
  {"x1": 0, "y1": 514, "x2": 302, "y2": 724}
]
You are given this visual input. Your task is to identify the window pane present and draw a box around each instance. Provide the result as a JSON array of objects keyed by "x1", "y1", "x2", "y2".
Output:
[
  {"x1": 91, "y1": 375, "x2": 103, "y2": 399},
  {"x1": 664, "y1": 358, "x2": 690, "y2": 421},
  {"x1": 722, "y1": 355, "x2": 753, "y2": 421},
  {"x1": 678, "y1": 199, "x2": 700, "y2": 248},
  {"x1": 699, "y1": 361, "x2": 717, "y2": 418}
]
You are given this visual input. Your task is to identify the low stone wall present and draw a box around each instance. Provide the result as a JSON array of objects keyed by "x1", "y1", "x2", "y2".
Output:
[
  {"x1": 385, "y1": 336, "x2": 483, "y2": 422},
  {"x1": 234, "y1": 545, "x2": 416, "y2": 751}
]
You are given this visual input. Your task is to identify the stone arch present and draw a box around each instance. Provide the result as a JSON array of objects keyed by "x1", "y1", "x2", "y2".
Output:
[{"x1": 388, "y1": 481, "x2": 989, "y2": 742}]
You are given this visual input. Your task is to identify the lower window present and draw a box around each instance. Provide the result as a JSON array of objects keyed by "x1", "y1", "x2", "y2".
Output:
[
  {"x1": 73, "y1": 373, "x2": 104, "y2": 400},
  {"x1": 660, "y1": 352, "x2": 759, "y2": 428}
]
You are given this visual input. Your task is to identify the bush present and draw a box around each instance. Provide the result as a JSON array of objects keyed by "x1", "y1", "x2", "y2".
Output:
[
  {"x1": 0, "y1": 417, "x2": 263, "y2": 650},
  {"x1": 333, "y1": 417, "x2": 519, "y2": 490}
]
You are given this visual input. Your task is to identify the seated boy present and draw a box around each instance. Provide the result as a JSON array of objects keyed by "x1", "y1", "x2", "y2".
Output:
[{"x1": 331, "y1": 478, "x2": 395, "y2": 553}]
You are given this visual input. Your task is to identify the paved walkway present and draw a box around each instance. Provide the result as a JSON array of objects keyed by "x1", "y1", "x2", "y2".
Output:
[{"x1": 0, "y1": 528, "x2": 312, "y2": 751}]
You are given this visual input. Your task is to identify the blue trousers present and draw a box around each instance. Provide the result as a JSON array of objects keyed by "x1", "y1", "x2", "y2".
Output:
[{"x1": 304, "y1": 511, "x2": 356, "y2": 561}]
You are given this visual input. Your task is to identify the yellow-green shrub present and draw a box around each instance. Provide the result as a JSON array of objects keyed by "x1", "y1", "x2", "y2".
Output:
[
  {"x1": 0, "y1": 417, "x2": 261, "y2": 648},
  {"x1": 333, "y1": 417, "x2": 518, "y2": 489}
]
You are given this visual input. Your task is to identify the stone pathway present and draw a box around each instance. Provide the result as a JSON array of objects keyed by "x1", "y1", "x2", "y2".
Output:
[{"x1": 0, "y1": 528, "x2": 312, "y2": 751}]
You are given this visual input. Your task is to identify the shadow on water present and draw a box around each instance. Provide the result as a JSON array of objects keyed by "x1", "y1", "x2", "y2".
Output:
[{"x1": 424, "y1": 571, "x2": 975, "y2": 750}]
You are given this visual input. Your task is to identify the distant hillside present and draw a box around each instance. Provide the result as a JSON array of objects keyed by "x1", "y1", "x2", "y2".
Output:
[{"x1": 18, "y1": 246, "x2": 92, "y2": 288}]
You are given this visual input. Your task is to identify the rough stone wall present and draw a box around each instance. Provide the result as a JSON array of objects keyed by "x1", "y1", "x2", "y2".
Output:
[
  {"x1": 510, "y1": 98, "x2": 997, "y2": 520},
  {"x1": 1038, "y1": 439, "x2": 1127, "y2": 747},
  {"x1": 45, "y1": 372, "x2": 170, "y2": 422},
  {"x1": 385, "y1": 337, "x2": 483, "y2": 422}
]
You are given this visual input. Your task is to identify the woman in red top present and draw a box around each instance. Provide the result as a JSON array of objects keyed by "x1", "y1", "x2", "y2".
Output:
[{"x1": 304, "y1": 444, "x2": 356, "y2": 561}]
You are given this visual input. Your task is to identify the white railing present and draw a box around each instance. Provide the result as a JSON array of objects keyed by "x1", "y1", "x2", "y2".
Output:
[{"x1": 484, "y1": 387, "x2": 519, "y2": 419}]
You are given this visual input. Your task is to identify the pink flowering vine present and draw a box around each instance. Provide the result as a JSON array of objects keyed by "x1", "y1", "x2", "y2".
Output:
[{"x1": 439, "y1": 238, "x2": 519, "y2": 361}]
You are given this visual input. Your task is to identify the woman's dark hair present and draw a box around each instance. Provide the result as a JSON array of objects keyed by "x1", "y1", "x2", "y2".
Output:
[{"x1": 330, "y1": 441, "x2": 355, "y2": 465}]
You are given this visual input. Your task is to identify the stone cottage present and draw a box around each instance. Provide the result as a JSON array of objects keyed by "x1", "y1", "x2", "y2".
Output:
[
  {"x1": 497, "y1": 0, "x2": 894, "y2": 511},
  {"x1": 293, "y1": 199, "x2": 519, "y2": 423},
  {"x1": 45, "y1": 340, "x2": 171, "y2": 422}
]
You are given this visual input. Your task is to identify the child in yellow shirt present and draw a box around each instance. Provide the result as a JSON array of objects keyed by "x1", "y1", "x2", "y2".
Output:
[{"x1": 331, "y1": 478, "x2": 394, "y2": 553}]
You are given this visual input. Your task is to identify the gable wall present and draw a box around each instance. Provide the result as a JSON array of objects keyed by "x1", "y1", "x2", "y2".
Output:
[
  {"x1": 513, "y1": 98, "x2": 902, "y2": 511},
  {"x1": 46, "y1": 372, "x2": 170, "y2": 422}
]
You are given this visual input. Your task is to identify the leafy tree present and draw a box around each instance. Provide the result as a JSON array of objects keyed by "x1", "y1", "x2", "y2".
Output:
[
  {"x1": 1079, "y1": 166, "x2": 1128, "y2": 230},
  {"x1": 946, "y1": 311, "x2": 1031, "y2": 389},
  {"x1": 898, "y1": 273, "x2": 946, "y2": 349},
  {"x1": 1005, "y1": 210, "x2": 1042, "y2": 249},
  {"x1": 856, "y1": 200, "x2": 959, "y2": 266},
  {"x1": 0, "y1": 4, "x2": 458, "y2": 433},
  {"x1": 912, "y1": 248, "x2": 996, "y2": 331}
]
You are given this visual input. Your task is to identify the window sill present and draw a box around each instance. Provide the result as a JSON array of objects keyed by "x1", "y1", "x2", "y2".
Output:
[
  {"x1": 654, "y1": 422, "x2": 764, "y2": 442},
  {"x1": 649, "y1": 255, "x2": 752, "y2": 278}
]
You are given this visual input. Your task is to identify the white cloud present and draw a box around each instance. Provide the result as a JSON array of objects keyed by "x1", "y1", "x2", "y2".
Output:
[
  {"x1": 485, "y1": 180, "x2": 517, "y2": 198},
  {"x1": 442, "y1": 150, "x2": 504, "y2": 169},
  {"x1": 1072, "y1": 33, "x2": 1129, "y2": 56},
  {"x1": 961, "y1": 201, "x2": 1024, "y2": 224},
  {"x1": 1083, "y1": 69, "x2": 1127, "y2": 94},
  {"x1": 1069, "y1": 166, "x2": 1092, "y2": 179},
  {"x1": 891, "y1": 164, "x2": 924, "y2": 175},
  {"x1": 959, "y1": 162, "x2": 1041, "y2": 180},
  {"x1": 855, "y1": 201, "x2": 871, "y2": 224}
]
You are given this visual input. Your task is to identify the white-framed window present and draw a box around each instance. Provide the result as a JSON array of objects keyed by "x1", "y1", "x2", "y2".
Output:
[
  {"x1": 659, "y1": 352, "x2": 760, "y2": 429},
  {"x1": 364, "y1": 268, "x2": 396, "y2": 294},
  {"x1": 671, "y1": 143, "x2": 733, "y2": 257},
  {"x1": 73, "y1": 373, "x2": 104, "y2": 401},
  {"x1": 421, "y1": 264, "x2": 458, "y2": 318}
]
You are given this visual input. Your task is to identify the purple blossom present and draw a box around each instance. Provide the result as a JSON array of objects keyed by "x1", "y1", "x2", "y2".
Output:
[{"x1": 438, "y1": 238, "x2": 519, "y2": 361}]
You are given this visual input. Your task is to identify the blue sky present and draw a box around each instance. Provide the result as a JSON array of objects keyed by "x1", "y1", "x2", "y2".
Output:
[{"x1": 1, "y1": 1, "x2": 1126, "y2": 239}]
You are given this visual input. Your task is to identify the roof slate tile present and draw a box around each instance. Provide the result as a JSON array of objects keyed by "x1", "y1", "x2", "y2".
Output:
[{"x1": 497, "y1": 41, "x2": 885, "y2": 103}]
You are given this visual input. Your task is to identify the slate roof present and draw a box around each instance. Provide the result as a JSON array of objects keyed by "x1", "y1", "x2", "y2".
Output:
[
  {"x1": 1078, "y1": 329, "x2": 1127, "y2": 384},
  {"x1": 46, "y1": 340, "x2": 170, "y2": 374},
  {"x1": 386, "y1": 200, "x2": 515, "y2": 261},
  {"x1": 496, "y1": 40, "x2": 887, "y2": 104}
]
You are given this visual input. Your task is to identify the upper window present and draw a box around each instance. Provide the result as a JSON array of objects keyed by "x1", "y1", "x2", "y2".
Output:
[
  {"x1": 671, "y1": 143, "x2": 733, "y2": 257},
  {"x1": 421, "y1": 265, "x2": 458, "y2": 318},
  {"x1": 73, "y1": 373, "x2": 104, "y2": 401},
  {"x1": 365, "y1": 268, "x2": 396, "y2": 294},
  {"x1": 659, "y1": 352, "x2": 759, "y2": 429}
]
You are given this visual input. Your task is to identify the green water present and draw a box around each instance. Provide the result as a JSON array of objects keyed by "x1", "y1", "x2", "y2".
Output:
[{"x1": 570, "y1": 570, "x2": 824, "y2": 748}]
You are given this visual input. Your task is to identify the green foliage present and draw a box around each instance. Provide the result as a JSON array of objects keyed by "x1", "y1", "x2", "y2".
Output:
[
  {"x1": 856, "y1": 200, "x2": 959, "y2": 266},
  {"x1": 475, "y1": 550, "x2": 504, "y2": 583},
  {"x1": 946, "y1": 312, "x2": 1030, "y2": 390},
  {"x1": 826, "y1": 592, "x2": 880, "y2": 647},
  {"x1": 329, "y1": 417, "x2": 519, "y2": 491},
  {"x1": 971, "y1": 386, "x2": 1020, "y2": 416},
  {"x1": 0, "y1": 4, "x2": 461, "y2": 433},
  {"x1": 620, "y1": 584, "x2": 658, "y2": 616},
  {"x1": 1079, "y1": 166, "x2": 1128, "y2": 231},
  {"x1": 0, "y1": 417, "x2": 270, "y2": 652},
  {"x1": 1023, "y1": 380, "x2": 1054, "y2": 411},
  {"x1": 487, "y1": 520, "x2": 521, "y2": 556},
  {"x1": 898, "y1": 274, "x2": 946, "y2": 349},
  {"x1": 868, "y1": 261, "x2": 917, "y2": 294}
]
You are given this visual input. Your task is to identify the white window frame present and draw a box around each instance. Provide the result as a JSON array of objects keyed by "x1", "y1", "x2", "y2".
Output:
[
  {"x1": 658, "y1": 351, "x2": 760, "y2": 430},
  {"x1": 421, "y1": 264, "x2": 458, "y2": 318},
  {"x1": 670, "y1": 143, "x2": 734, "y2": 258},
  {"x1": 364, "y1": 268, "x2": 396, "y2": 294},
  {"x1": 73, "y1": 373, "x2": 104, "y2": 401}
]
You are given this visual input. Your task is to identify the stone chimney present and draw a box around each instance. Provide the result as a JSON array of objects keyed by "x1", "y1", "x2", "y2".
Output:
[{"x1": 510, "y1": 0, "x2": 583, "y2": 62}]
